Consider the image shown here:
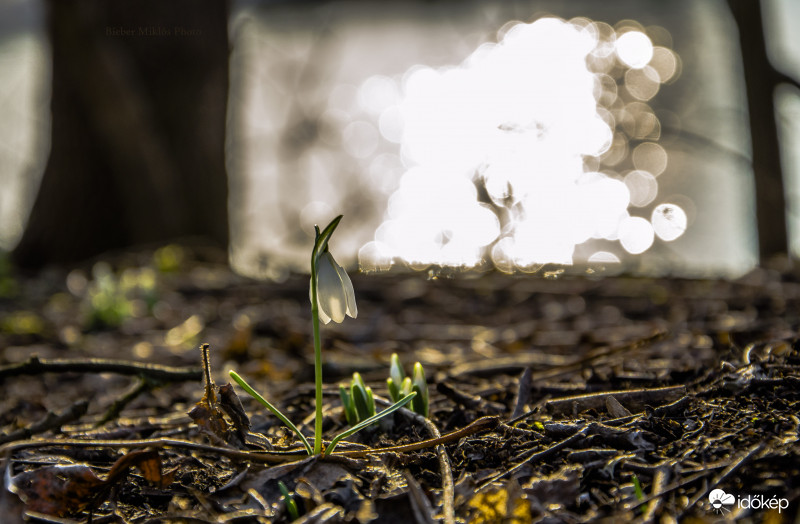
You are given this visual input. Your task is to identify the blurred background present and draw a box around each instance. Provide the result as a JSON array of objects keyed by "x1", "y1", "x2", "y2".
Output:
[{"x1": 1, "y1": 0, "x2": 799, "y2": 278}]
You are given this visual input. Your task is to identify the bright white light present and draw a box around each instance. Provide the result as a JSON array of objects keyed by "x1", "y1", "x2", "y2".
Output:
[
  {"x1": 588, "y1": 251, "x2": 621, "y2": 264},
  {"x1": 366, "y1": 18, "x2": 622, "y2": 266},
  {"x1": 574, "y1": 173, "x2": 630, "y2": 241},
  {"x1": 615, "y1": 31, "x2": 653, "y2": 68},
  {"x1": 619, "y1": 216, "x2": 655, "y2": 254},
  {"x1": 358, "y1": 241, "x2": 393, "y2": 272},
  {"x1": 378, "y1": 105, "x2": 404, "y2": 143},
  {"x1": 652, "y1": 203, "x2": 687, "y2": 241},
  {"x1": 359, "y1": 17, "x2": 678, "y2": 270},
  {"x1": 380, "y1": 166, "x2": 500, "y2": 265}
]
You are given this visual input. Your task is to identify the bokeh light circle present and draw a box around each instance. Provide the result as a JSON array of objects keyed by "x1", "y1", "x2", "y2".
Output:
[
  {"x1": 652, "y1": 203, "x2": 687, "y2": 241},
  {"x1": 615, "y1": 31, "x2": 653, "y2": 68},
  {"x1": 624, "y1": 170, "x2": 658, "y2": 207},
  {"x1": 632, "y1": 142, "x2": 668, "y2": 175},
  {"x1": 619, "y1": 216, "x2": 655, "y2": 254}
]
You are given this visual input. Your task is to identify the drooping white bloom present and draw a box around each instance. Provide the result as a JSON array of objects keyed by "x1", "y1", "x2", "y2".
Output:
[{"x1": 313, "y1": 251, "x2": 357, "y2": 324}]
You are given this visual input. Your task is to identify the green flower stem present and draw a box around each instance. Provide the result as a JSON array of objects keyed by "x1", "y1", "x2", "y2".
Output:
[
  {"x1": 324, "y1": 392, "x2": 416, "y2": 456},
  {"x1": 310, "y1": 250, "x2": 324, "y2": 455},
  {"x1": 229, "y1": 370, "x2": 313, "y2": 455}
]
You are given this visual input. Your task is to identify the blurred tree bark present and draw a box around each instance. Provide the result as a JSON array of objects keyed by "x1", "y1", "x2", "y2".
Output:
[
  {"x1": 12, "y1": 0, "x2": 230, "y2": 268},
  {"x1": 727, "y1": 0, "x2": 799, "y2": 260}
]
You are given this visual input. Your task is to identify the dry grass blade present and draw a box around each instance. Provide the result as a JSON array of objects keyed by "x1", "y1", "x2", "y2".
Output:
[{"x1": 510, "y1": 367, "x2": 534, "y2": 420}]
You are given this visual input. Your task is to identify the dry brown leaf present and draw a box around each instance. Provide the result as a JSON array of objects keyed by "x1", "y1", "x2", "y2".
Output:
[
  {"x1": 8, "y1": 464, "x2": 104, "y2": 517},
  {"x1": 8, "y1": 449, "x2": 171, "y2": 517}
]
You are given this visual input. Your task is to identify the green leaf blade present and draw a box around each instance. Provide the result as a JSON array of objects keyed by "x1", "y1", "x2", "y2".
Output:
[{"x1": 229, "y1": 370, "x2": 313, "y2": 455}]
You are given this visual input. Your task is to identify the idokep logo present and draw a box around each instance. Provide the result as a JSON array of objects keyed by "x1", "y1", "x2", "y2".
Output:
[
  {"x1": 708, "y1": 489, "x2": 789, "y2": 514},
  {"x1": 708, "y1": 489, "x2": 735, "y2": 514}
]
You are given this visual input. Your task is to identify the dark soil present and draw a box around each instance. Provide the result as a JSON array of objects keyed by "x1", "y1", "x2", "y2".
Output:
[{"x1": 1, "y1": 247, "x2": 799, "y2": 523}]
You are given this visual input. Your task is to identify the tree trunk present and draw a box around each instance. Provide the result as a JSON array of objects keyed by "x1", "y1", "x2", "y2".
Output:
[
  {"x1": 727, "y1": 0, "x2": 789, "y2": 260},
  {"x1": 13, "y1": 0, "x2": 230, "y2": 268}
]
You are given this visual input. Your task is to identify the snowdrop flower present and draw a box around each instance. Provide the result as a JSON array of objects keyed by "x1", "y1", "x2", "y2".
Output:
[
  {"x1": 313, "y1": 251, "x2": 357, "y2": 324},
  {"x1": 229, "y1": 214, "x2": 412, "y2": 458}
]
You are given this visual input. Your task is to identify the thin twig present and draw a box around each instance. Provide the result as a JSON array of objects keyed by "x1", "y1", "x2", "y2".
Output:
[
  {"x1": 1, "y1": 436, "x2": 287, "y2": 463},
  {"x1": 544, "y1": 385, "x2": 686, "y2": 417},
  {"x1": 640, "y1": 466, "x2": 669, "y2": 523},
  {"x1": 0, "y1": 355, "x2": 202, "y2": 383},
  {"x1": 380, "y1": 399, "x2": 457, "y2": 524},
  {"x1": 98, "y1": 377, "x2": 156, "y2": 426},
  {"x1": 0, "y1": 400, "x2": 89, "y2": 445},
  {"x1": 436, "y1": 382, "x2": 505, "y2": 414},
  {"x1": 201, "y1": 343, "x2": 215, "y2": 403},
  {"x1": 334, "y1": 416, "x2": 498, "y2": 459},
  {"x1": 476, "y1": 423, "x2": 590, "y2": 493},
  {"x1": 530, "y1": 331, "x2": 667, "y2": 383},
  {"x1": 0, "y1": 416, "x2": 499, "y2": 465},
  {"x1": 680, "y1": 441, "x2": 766, "y2": 518},
  {"x1": 404, "y1": 470, "x2": 437, "y2": 524},
  {"x1": 506, "y1": 390, "x2": 684, "y2": 429},
  {"x1": 411, "y1": 418, "x2": 455, "y2": 524},
  {"x1": 628, "y1": 469, "x2": 720, "y2": 513},
  {"x1": 430, "y1": 426, "x2": 456, "y2": 524}
]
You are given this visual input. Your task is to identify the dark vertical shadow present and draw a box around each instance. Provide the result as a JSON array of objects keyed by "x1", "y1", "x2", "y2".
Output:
[
  {"x1": 727, "y1": 0, "x2": 791, "y2": 261},
  {"x1": 13, "y1": 0, "x2": 230, "y2": 268}
]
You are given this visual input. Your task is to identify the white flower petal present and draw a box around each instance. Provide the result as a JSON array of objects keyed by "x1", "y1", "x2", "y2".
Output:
[
  {"x1": 310, "y1": 281, "x2": 332, "y2": 324},
  {"x1": 318, "y1": 299, "x2": 332, "y2": 324},
  {"x1": 332, "y1": 254, "x2": 358, "y2": 319},
  {"x1": 317, "y1": 252, "x2": 347, "y2": 323}
]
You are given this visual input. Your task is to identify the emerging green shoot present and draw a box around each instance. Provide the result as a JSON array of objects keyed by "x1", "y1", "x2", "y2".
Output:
[
  {"x1": 326, "y1": 392, "x2": 415, "y2": 456},
  {"x1": 387, "y1": 353, "x2": 405, "y2": 402},
  {"x1": 278, "y1": 481, "x2": 300, "y2": 521},
  {"x1": 340, "y1": 372, "x2": 376, "y2": 426},
  {"x1": 631, "y1": 473, "x2": 648, "y2": 514},
  {"x1": 386, "y1": 353, "x2": 430, "y2": 417},
  {"x1": 411, "y1": 362, "x2": 430, "y2": 417},
  {"x1": 632, "y1": 474, "x2": 644, "y2": 501}
]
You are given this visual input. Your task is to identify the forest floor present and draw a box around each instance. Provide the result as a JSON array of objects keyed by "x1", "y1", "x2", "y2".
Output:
[{"x1": 0, "y1": 246, "x2": 799, "y2": 523}]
